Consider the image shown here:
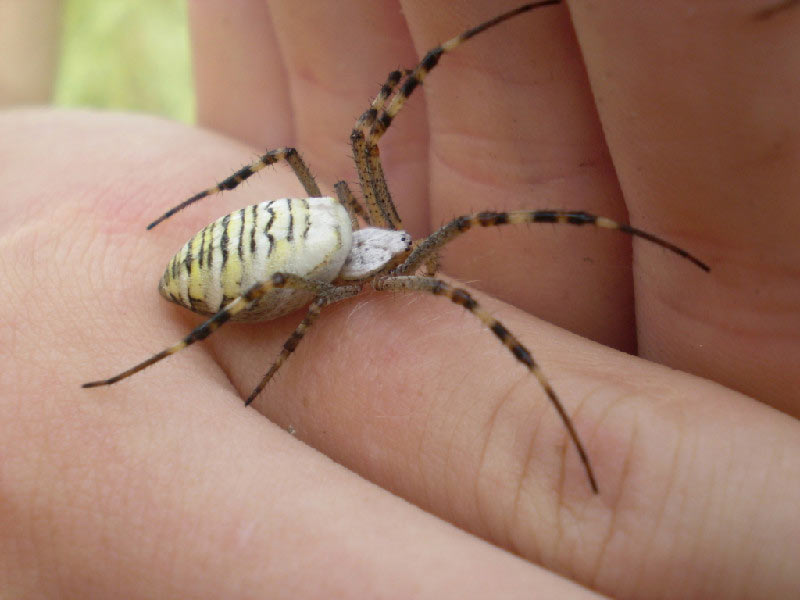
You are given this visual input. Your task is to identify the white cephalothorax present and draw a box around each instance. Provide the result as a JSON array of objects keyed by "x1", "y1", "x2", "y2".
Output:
[
  {"x1": 84, "y1": 1, "x2": 710, "y2": 494},
  {"x1": 340, "y1": 228, "x2": 412, "y2": 280}
]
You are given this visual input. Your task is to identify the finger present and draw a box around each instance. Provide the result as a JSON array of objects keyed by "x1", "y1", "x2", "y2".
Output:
[
  {"x1": 248, "y1": 1, "x2": 433, "y2": 235},
  {"x1": 398, "y1": 1, "x2": 636, "y2": 351},
  {"x1": 189, "y1": 0, "x2": 294, "y2": 147},
  {"x1": 0, "y1": 110, "x2": 604, "y2": 600},
  {"x1": 568, "y1": 1, "x2": 800, "y2": 414},
  {"x1": 229, "y1": 279, "x2": 800, "y2": 600}
]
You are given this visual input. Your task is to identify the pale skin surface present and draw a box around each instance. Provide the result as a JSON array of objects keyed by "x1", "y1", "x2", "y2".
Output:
[{"x1": 1, "y1": 1, "x2": 799, "y2": 598}]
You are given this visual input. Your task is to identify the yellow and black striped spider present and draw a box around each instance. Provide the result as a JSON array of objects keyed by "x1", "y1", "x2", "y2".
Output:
[{"x1": 83, "y1": 1, "x2": 709, "y2": 493}]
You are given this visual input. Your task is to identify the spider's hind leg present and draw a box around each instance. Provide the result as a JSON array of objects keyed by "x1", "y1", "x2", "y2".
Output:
[
  {"x1": 83, "y1": 273, "x2": 360, "y2": 392},
  {"x1": 372, "y1": 274, "x2": 598, "y2": 493}
]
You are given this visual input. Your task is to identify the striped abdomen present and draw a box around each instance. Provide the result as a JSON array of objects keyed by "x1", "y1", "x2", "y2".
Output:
[{"x1": 159, "y1": 197, "x2": 353, "y2": 321}]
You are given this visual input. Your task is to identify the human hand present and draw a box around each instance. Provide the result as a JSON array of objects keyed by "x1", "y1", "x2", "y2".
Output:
[{"x1": 1, "y1": 1, "x2": 798, "y2": 598}]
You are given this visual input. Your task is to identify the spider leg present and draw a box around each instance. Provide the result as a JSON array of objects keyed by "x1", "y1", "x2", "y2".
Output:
[
  {"x1": 366, "y1": 1, "x2": 561, "y2": 147},
  {"x1": 244, "y1": 297, "x2": 326, "y2": 406},
  {"x1": 372, "y1": 274, "x2": 598, "y2": 493},
  {"x1": 355, "y1": 69, "x2": 412, "y2": 133},
  {"x1": 147, "y1": 147, "x2": 322, "y2": 230},
  {"x1": 395, "y1": 210, "x2": 711, "y2": 276},
  {"x1": 356, "y1": 2, "x2": 563, "y2": 231},
  {"x1": 83, "y1": 273, "x2": 358, "y2": 389},
  {"x1": 350, "y1": 69, "x2": 409, "y2": 229}
]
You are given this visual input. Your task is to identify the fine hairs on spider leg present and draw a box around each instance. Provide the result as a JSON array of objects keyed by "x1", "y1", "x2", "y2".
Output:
[{"x1": 83, "y1": 1, "x2": 710, "y2": 494}]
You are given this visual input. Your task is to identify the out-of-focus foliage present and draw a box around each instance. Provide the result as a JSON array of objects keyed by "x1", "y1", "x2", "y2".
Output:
[{"x1": 54, "y1": 0, "x2": 194, "y2": 122}]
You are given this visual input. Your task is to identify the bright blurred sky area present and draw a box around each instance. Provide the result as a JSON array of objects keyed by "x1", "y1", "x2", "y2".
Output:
[{"x1": 54, "y1": 0, "x2": 194, "y2": 122}]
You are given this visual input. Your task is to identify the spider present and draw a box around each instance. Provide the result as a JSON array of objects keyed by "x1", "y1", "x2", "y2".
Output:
[{"x1": 83, "y1": 1, "x2": 710, "y2": 494}]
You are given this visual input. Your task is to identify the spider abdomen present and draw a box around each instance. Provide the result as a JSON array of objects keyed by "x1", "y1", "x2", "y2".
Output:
[{"x1": 158, "y1": 197, "x2": 353, "y2": 321}]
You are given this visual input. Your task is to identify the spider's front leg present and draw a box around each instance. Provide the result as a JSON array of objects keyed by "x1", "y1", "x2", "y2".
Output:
[
  {"x1": 395, "y1": 210, "x2": 710, "y2": 277},
  {"x1": 350, "y1": 69, "x2": 409, "y2": 230},
  {"x1": 356, "y1": 1, "x2": 564, "y2": 233}
]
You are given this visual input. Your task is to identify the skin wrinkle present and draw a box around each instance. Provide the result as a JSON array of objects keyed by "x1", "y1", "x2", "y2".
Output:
[
  {"x1": 693, "y1": 417, "x2": 734, "y2": 597},
  {"x1": 415, "y1": 395, "x2": 436, "y2": 516},
  {"x1": 573, "y1": 387, "x2": 624, "y2": 586},
  {"x1": 414, "y1": 312, "x2": 459, "y2": 506},
  {"x1": 622, "y1": 423, "x2": 651, "y2": 600},
  {"x1": 407, "y1": 310, "x2": 466, "y2": 520},
  {"x1": 694, "y1": 453, "x2": 723, "y2": 598},
  {"x1": 720, "y1": 426, "x2": 761, "y2": 593},
  {"x1": 472, "y1": 377, "x2": 505, "y2": 542},
  {"x1": 658, "y1": 412, "x2": 697, "y2": 599},
  {"x1": 473, "y1": 367, "x2": 527, "y2": 547},
  {"x1": 591, "y1": 402, "x2": 638, "y2": 590},
  {"x1": 438, "y1": 385, "x2": 461, "y2": 524},
  {"x1": 671, "y1": 421, "x2": 701, "y2": 597},
  {"x1": 442, "y1": 361, "x2": 489, "y2": 528},
  {"x1": 430, "y1": 131, "x2": 574, "y2": 190},
  {"x1": 549, "y1": 384, "x2": 598, "y2": 582},
  {"x1": 752, "y1": 440, "x2": 790, "y2": 595},
  {"x1": 148, "y1": 502, "x2": 179, "y2": 593},
  {"x1": 752, "y1": 0, "x2": 800, "y2": 20},
  {"x1": 637, "y1": 412, "x2": 684, "y2": 599},
  {"x1": 254, "y1": 4, "x2": 298, "y2": 149},
  {"x1": 646, "y1": 249, "x2": 798, "y2": 337},
  {"x1": 727, "y1": 455, "x2": 765, "y2": 597},
  {"x1": 23, "y1": 445, "x2": 51, "y2": 596},
  {"x1": 507, "y1": 381, "x2": 549, "y2": 561}
]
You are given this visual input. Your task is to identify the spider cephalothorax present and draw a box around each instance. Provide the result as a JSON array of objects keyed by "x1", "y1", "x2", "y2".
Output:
[{"x1": 84, "y1": 1, "x2": 709, "y2": 493}]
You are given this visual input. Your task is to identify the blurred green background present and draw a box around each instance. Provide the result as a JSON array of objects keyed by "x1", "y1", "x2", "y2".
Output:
[{"x1": 54, "y1": 0, "x2": 195, "y2": 122}]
